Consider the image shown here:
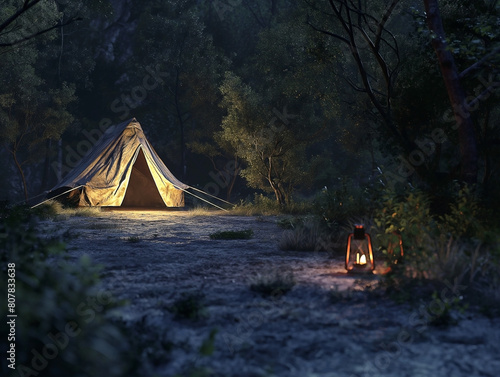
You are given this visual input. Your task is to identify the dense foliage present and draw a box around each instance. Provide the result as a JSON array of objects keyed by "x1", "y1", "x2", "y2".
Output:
[
  {"x1": 0, "y1": 207, "x2": 135, "y2": 377},
  {"x1": 0, "y1": 1, "x2": 499, "y2": 260},
  {"x1": 0, "y1": 0, "x2": 498, "y2": 208}
]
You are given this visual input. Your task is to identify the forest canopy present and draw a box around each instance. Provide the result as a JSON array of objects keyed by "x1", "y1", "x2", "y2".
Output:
[{"x1": 0, "y1": 0, "x2": 499, "y2": 208}]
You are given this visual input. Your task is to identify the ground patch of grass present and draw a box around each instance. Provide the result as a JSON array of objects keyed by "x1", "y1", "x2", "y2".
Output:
[
  {"x1": 209, "y1": 229, "x2": 253, "y2": 240},
  {"x1": 168, "y1": 292, "x2": 207, "y2": 320},
  {"x1": 278, "y1": 217, "x2": 339, "y2": 251},
  {"x1": 84, "y1": 223, "x2": 119, "y2": 230},
  {"x1": 250, "y1": 270, "x2": 295, "y2": 298},
  {"x1": 229, "y1": 194, "x2": 313, "y2": 216},
  {"x1": 186, "y1": 206, "x2": 227, "y2": 216},
  {"x1": 126, "y1": 236, "x2": 141, "y2": 243},
  {"x1": 33, "y1": 200, "x2": 102, "y2": 219}
]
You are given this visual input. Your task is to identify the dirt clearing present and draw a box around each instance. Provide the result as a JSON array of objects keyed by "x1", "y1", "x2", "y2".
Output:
[{"x1": 50, "y1": 211, "x2": 500, "y2": 377}]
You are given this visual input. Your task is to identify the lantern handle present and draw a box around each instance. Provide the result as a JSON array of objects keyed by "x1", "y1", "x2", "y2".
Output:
[
  {"x1": 345, "y1": 234, "x2": 353, "y2": 270},
  {"x1": 365, "y1": 233, "x2": 375, "y2": 270}
]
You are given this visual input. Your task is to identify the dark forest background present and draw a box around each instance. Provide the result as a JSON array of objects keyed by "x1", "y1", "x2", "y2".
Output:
[{"x1": 1, "y1": 0, "x2": 500, "y2": 207}]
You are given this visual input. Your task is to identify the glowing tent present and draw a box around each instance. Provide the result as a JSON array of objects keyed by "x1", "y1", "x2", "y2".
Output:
[{"x1": 48, "y1": 118, "x2": 188, "y2": 207}]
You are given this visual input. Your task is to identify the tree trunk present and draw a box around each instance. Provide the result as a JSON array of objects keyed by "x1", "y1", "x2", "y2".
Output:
[
  {"x1": 57, "y1": 139, "x2": 63, "y2": 182},
  {"x1": 226, "y1": 156, "x2": 240, "y2": 202},
  {"x1": 424, "y1": 0, "x2": 478, "y2": 183},
  {"x1": 40, "y1": 139, "x2": 52, "y2": 193},
  {"x1": 267, "y1": 156, "x2": 285, "y2": 205},
  {"x1": 12, "y1": 151, "x2": 28, "y2": 203},
  {"x1": 271, "y1": 0, "x2": 278, "y2": 17},
  {"x1": 272, "y1": 185, "x2": 285, "y2": 206}
]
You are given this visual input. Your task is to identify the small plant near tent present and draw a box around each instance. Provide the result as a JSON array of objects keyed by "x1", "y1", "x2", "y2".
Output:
[
  {"x1": 126, "y1": 236, "x2": 141, "y2": 243},
  {"x1": 32, "y1": 200, "x2": 101, "y2": 219},
  {"x1": 209, "y1": 229, "x2": 253, "y2": 240},
  {"x1": 250, "y1": 270, "x2": 295, "y2": 298}
]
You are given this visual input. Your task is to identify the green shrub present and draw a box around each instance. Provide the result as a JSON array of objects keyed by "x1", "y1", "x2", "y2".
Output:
[
  {"x1": 279, "y1": 218, "x2": 337, "y2": 251},
  {"x1": 313, "y1": 181, "x2": 375, "y2": 241},
  {"x1": 276, "y1": 216, "x2": 308, "y2": 230},
  {"x1": 32, "y1": 200, "x2": 101, "y2": 220},
  {"x1": 374, "y1": 189, "x2": 437, "y2": 278},
  {"x1": 374, "y1": 186, "x2": 498, "y2": 284},
  {"x1": 250, "y1": 270, "x2": 295, "y2": 297},
  {"x1": 0, "y1": 206, "x2": 134, "y2": 377},
  {"x1": 438, "y1": 184, "x2": 485, "y2": 239},
  {"x1": 430, "y1": 237, "x2": 486, "y2": 284},
  {"x1": 230, "y1": 193, "x2": 312, "y2": 216},
  {"x1": 32, "y1": 200, "x2": 63, "y2": 219},
  {"x1": 126, "y1": 235, "x2": 141, "y2": 243},
  {"x1": 209, "y1": 229, "x2": 253, "y2": 240},
  {"x1": 168, "y1": 292, "x2": 207, "y2": 320}
]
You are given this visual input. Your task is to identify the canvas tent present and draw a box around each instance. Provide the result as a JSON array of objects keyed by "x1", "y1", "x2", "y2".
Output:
[{"x1": 48, "y1": 118, "x2": 188, "y2": 208}]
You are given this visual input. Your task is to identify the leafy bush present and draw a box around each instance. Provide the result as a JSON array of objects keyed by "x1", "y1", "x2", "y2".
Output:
[
  {"x1": 209, "y1": 229, "x2": 253, "y2": 240},
  {"x1": 0, "y1": 206, "x2": 135, "y2": 377},
  {"x1": 168, "y1": 292, "x2": 207, "y2": 320},
  {"x1": 279, "y1": 218, "x2": 338, "y2": 251},
  {"x1": 313, "y1": 181, "x2": 373, "y2": 228},
  {"x1": 438, "y1": 184, "x2": 486, "y2": 239},
  {"x1": 374, "y1": 189, "x2": 436, "y2": 277},
  {"x1": 374, "y1": 186, "x2": 499, "y2": 287},
  {"x1": 312, "y1": 183, "x2": 373, "y2": 252},
  {"x1": 276, "y1": 216, "x2": 307, "y2": 230},
  {"x1": 250, "y1": 270, "x2": 295, "y2": 297}
]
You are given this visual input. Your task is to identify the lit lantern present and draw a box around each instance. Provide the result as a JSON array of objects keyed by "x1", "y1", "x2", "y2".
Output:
[{"x1": 345, "y1": 224, "x2": 374, "y2": 272}]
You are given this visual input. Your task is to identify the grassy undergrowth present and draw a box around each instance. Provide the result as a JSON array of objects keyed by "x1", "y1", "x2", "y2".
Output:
[
  {"x1": 0, "y1": 206, "x2": 135, "y2": 377},
  {"x1": 168, "y1": 292, "x2": 208, "y2": 320},
  {"x1": 250, "y1": 270, "x2": 296, "y2": 298},
  {"x1": 209, "y1": 229, "x2": 253, "y2": 240},
  {"x1": 32, "y1": 200, "x2": 102, "y2": 219}
]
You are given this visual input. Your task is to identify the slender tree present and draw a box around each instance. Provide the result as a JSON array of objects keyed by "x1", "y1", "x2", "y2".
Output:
[
  {"x1": 0, "y1": 0, "x2": 81, "y2": 48},
  {"x1": 423, "y1": 0, "x2": 479, "y2": 183}
]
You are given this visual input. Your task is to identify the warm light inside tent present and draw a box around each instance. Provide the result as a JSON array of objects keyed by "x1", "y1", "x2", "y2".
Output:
[{"x1": 345, "y1": 224, "x2": 374, "y2": 273}]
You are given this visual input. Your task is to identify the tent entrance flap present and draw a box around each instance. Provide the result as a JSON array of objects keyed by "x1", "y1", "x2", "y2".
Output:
[{"x1": 121, "y1": 148, "x2": 165, "y2": 207}]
